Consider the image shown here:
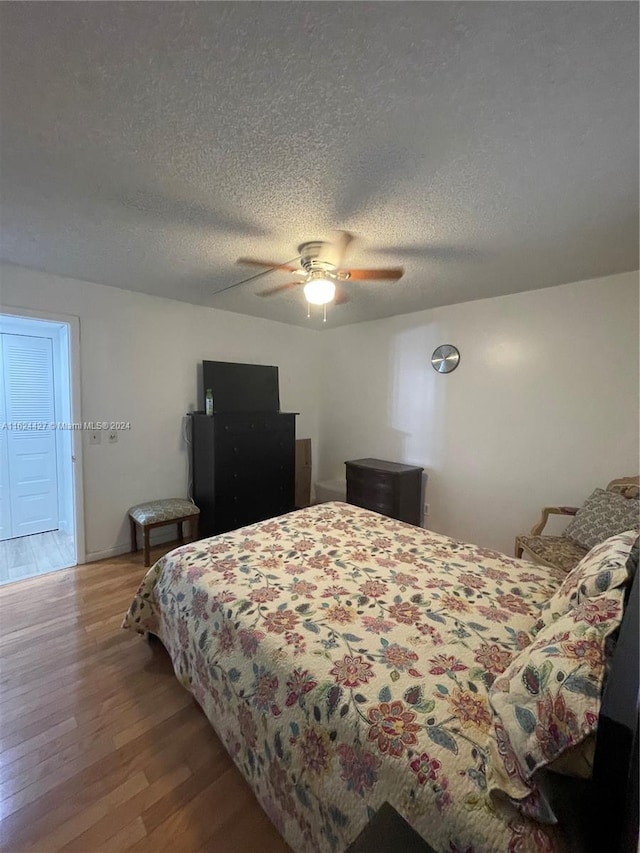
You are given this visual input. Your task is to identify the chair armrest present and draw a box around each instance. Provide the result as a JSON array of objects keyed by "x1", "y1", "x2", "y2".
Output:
[{"x1": 530, "y1": 506, "x2": 579, "y2": 536}]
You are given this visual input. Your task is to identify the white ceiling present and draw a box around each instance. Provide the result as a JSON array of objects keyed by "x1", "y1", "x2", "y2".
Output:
[{"x1": 0, "y1": 2, "x2": 637, "y2": 329}]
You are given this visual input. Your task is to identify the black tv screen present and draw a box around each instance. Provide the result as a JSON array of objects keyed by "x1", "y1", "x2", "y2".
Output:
[{"x1": 202, "y1": 361, "x2": 280, "y2": 413}]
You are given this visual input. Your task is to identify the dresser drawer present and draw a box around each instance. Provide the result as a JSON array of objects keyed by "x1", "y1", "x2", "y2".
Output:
[
  {"x1": 349, "y1": 495, "x2": 394, "y2": 516},
  {"x1": 346, "y1": 466, "x2": 393, "y2": 493},
  {"x1": 345, "y1": 458, "x2": 424, "y2": 526}
]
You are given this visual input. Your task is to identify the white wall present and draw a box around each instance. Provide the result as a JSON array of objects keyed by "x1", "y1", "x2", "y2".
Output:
[
  {"x1": 318, "y1": 271, "x2": 639, "y2": 554},
  {"x1": 2, "y1": 263, "x2": 637, "y2": 561},
  {"x1": 0, "y1": 263, "x2": 322, "y2": 560}
]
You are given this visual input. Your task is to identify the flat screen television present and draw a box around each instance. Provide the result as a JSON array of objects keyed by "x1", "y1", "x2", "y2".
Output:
[{"x1": 202, "y1": 360, "x2": 280, "y2": 413}]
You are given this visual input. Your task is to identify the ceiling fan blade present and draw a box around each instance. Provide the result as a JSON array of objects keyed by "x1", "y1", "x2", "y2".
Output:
[
  {"x1": 237, "y1": 257, "x2": 299, "y2": 272},
  {"x1": 342, "y1": 267, "x2": 404, "y2": 281},
  {"x1": 256, "y1": 281, "x2": 303, "y2": 297}
]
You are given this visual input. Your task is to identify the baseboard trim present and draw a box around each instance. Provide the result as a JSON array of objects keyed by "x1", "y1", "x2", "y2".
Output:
[
  {"x1": 84, "y1": 542, "x2": 132, "y2": 562},
  {"x1": 85, "y1": 526, "x2": 179, "y2": 563}
]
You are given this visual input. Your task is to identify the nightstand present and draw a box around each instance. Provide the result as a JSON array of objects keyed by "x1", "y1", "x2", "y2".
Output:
[{"x1": 345, "y1": 458, "x2": 423, "y2": 525}]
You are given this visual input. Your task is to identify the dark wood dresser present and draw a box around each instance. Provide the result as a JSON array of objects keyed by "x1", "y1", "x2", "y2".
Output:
[
  {"x1": 345, "y1": 458, "x2": 423, "y2": 525},
  {"x1": 192, "y1": 412, "x2": 297, "y2": 537}
]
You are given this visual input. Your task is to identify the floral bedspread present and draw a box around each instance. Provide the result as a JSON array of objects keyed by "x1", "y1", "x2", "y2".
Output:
[{"x1": 123, "y1": 502, "x2": 567, "y2": 853}]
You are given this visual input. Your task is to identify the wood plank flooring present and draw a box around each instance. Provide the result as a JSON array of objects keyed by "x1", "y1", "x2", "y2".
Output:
[
  {"x1": 0, "y1": 531, "x2": 76, "y2": 585},
  {"x1": 0, "y1": 542, "x2": 291, "y2": 853}
]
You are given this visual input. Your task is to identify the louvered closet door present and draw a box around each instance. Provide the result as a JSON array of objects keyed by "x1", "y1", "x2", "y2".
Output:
[
  {"x1": 1, "y1": 334, "x2": 59, "y2": 539},
  {"x1": 0, "y1": 358, "x2": 11, "y2": 539}
]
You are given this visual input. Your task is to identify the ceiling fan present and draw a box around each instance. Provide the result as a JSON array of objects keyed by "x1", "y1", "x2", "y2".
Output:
[{"x1": 233, "y1": 231, "x2": 403, "y2": 318}]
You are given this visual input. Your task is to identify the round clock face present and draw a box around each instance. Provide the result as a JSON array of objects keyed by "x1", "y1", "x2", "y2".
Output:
[{"x1": 431, "y1": 344, "x2": 460, "y2": 374}]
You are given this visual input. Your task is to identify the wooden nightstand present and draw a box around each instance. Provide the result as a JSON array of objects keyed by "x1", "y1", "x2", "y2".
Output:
[{"x1": 345, "y1": 458, "x2": 424, "y2": 525}]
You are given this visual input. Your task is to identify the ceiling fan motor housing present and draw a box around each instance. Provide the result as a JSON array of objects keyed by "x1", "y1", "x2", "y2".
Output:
[{"x1": 298, "y1": 240, "x2": 339, "y2": 275}]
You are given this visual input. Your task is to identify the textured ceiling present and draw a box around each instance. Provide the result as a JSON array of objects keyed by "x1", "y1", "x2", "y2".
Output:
[{"x1": 0, "y1": 2, "x2": 638, "y2": 329}]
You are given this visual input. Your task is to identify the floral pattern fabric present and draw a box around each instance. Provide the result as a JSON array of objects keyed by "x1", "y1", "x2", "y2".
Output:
[
  {"x1": 487, "y1": 597, "x2": 623, "y2": 812},
  {"x1": 123, "y1": 502, "x2": 567, "y2": 853},
  {"x1": 531, "y1": 530, "x2": 637, "y2": 635},
  {"x1": 487, "y1": 533, "x2": 635, "y2": 810}
]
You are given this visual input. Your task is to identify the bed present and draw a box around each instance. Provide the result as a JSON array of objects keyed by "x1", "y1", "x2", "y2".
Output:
[{"x1": 123, "y1": 502, "x2": 638, "y2": 853}]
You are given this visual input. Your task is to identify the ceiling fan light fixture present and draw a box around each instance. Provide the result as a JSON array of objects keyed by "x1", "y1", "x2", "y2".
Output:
[{"x1": 303, "y1": 277, "x2": 336, "y2": 305}]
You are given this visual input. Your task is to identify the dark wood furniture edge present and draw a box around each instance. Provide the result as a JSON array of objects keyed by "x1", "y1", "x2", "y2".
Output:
[
  {"x1": 345, "y1": 458, "x2": 424, "y2": 474},
  {"x1": 588, "y1": 544, "x2": 639, "y2": 853},
  {"x1": 345, "y1": 802, "x2": 437, "y2": 853}
]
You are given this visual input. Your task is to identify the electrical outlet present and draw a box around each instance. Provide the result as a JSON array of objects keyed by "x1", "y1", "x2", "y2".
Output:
[
  {"x1": 424, "y1": 503, "x2": 430, "y2": 516},
  {"x1": 107, "y1": 431, "x2": 118, "y2": 444},
  {"x1": 89, "y1": 431, "x2": 101, "y2": 445}
]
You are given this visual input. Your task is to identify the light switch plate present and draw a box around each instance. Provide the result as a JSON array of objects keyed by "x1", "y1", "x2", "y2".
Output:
[
  {"x1": 89, "y1": 431, "x2": 101, "y2": 445},
  {"x1": 107, "y1": 431, "x2": 118, "y2": 444}
]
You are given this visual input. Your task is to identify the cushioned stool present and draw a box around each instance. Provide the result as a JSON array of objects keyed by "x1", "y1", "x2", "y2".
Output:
[{"x1": 129, "y1": 498, "x2": 200, "y2": 567}]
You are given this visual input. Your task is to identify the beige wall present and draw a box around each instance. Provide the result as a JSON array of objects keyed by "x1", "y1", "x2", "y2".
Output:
[
  {"x1": 317, "y1": 271, "x2": 639, "y2": 554},
  {"x1": 0, "y1": 263, "x2": 322, "y2": 559}
]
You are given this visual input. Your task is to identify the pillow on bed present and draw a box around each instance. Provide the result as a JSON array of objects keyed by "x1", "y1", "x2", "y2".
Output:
[
  {"x1": 530, "y1": 530, "x2": 638, "y2": 635},
  {"x1": 486, "y1": 595, "x2": 623, "y2": 816},
  {"x1": 563, "y1": 488, "x2": 639, "y2": 550}
]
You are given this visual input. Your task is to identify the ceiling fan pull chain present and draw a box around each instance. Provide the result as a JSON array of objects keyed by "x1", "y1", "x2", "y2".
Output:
[
  {"x1": 219, "y1": 255, "x2": 301, "y2": 295},
  {"x1": 307, "y1": 303, "x2": 311, "y2": 319},
  {"x1": 323, "y1": 304, "x2": 327, "y2": 323}
]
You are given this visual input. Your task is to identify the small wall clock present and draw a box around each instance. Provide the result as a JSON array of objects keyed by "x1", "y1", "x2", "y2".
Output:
[{"x1": 431, "y1": 344, "x2": 460, "y2": 374}]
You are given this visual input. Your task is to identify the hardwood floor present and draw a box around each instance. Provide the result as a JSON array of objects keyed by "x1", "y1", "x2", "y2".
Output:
[
  {"x1": 0, "y1": 531, "x2": 76, "y2": 585},
  {"x1": 0, "y1": 542, "x2": 291, "y2": 853}
]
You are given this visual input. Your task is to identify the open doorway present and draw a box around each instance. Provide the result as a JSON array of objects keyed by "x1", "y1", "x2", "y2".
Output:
[{"x1": 0, "y1": 310, "x2": 84, "y2": 583}]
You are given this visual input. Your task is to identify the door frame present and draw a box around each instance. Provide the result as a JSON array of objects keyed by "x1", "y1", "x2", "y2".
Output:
[{"x1": 0, "y1": 306, "x2": 85, "y2": 564}]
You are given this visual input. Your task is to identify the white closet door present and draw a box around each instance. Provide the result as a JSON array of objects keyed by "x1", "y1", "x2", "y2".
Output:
[
  {"x1": 2, "y1": 334, "x2": 59, "y2": 539},
  {"x1": 0, "y1": 359, "x2": 11, "y2": 540}
]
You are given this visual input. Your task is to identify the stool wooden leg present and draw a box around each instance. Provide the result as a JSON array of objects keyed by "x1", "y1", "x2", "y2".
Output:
[
  {"x1": 177, "y1": 521, "x2": 184, "y2": 543},
  {"x1": 130, "y1": 516, "x2": 137, "y2": 553},
  {"x1": 192, "y1": 516, "x2": 199, "y2": 542},
  {"x1": 143, "y1": 527, "x2": 151, "y2": 567},
  {"x1": 515, "y1": 538, "x2": 524, "y2": 559}
]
